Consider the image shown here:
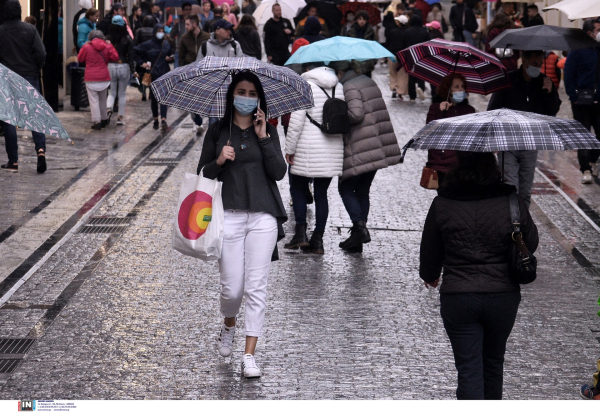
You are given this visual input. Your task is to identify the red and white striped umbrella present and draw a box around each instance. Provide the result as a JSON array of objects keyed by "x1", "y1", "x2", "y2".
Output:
[{"x1": 397, "y1": 39, "x2": 511, "y2": 95}]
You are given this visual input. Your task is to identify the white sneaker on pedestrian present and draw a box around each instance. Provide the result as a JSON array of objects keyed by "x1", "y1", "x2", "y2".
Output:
[
  {"x1": 217, "y1": 323, "x2": 235, "y2": 357},
  {"x1": 582, "y1": 170, "x2": 593, "y2": 184},
  {"x1": 416, "y1": 87, "x2": 426, "y2": 101},
  {"x1": 241, "y1": 354, "x2": 261, "y2": 378},
  {"x1": 592, "y1": 163, "x2": 598, "y2": 177}
]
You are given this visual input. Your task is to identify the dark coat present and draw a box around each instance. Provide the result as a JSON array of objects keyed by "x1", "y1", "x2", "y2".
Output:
[
  {"x1": 487, "y1": 67, "x2": 561, "y2": 116},
  {"x1": 347, "y1": 22, "x2": 376, "y2": 40},
  {"x1": 263, "y1": 17, "x2": 293, "y2": 57},
  {"x1": 178, "y1": 29, "x2": 210, "y2": 66},
  {"x1": 73, "y1": 8, "x2": 87, "y2": 49},
  {"x1": 485, "y1": 28, "x2": 520, "y2": 72},
  {"x1": 97, "y1": 13, "x2": 114, "y2": 35},
  {"x1": 0, "y1": 15, "x2": 46, "y2": 78},
  {"x1": 524, "y1": 14, "x2": 544, "y2": 27},
  {"x1": 133, "y1": 25, "x2": 173, "y2": 80},
  {"x1": 564, "y1": 47, "x2": 600, "y2": 103},
  {"x1": 420, "y1": 183, "x2": 539, "y2": 294},
  {"x1": 425, "y1": 101, "x2": 476, "y2": 174},
  {"x1": 134, "y1": 27, "x2": 154, "y2": 45},
  {"x1": 235, "y1": 25, "x2": 262, "y2": 60},
  {"x1": 399, "y1": 25, "x2": 430, "y2": 50},
  {"x1": 298, "y1": 16, "x2": 326, "y2": 44},
  {"x1": 106, "y1": 33, "x2": 135, "y2": 72},
  {"x1": 449, "y1": 3, "x2": 465, "y2": 31},
  {"x1": 386, "y1": 26, "x2": 407, "y2": 54}
]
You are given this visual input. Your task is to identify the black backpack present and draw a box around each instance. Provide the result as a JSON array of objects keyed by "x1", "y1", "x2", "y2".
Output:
[{"x1": 306, "y1": 85, "x2": 351, "y2": 135}]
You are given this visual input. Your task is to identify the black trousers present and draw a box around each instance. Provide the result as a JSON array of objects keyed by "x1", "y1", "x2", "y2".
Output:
[
  {"x1": 408, "y1": 75, "x2": 425, "y2": 100},
  {"x1": 440, "y1": 292, "x2": 521, "y2": 400},
  {"x1": 270, "y1": 52, "x2": 291, "y2": 66},
  {"x1": 572, "y1": 102, "x2": 600, "y2": 172}
]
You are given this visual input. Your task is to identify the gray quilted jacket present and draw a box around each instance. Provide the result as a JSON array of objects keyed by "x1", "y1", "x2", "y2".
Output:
[{"x1": 339, "y1": 71, "x2": 401, "y2": 180}]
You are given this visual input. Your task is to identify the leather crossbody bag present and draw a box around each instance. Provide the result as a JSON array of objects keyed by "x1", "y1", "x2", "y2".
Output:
[
  {"x1": 420, "y1": 166, "x2": 439, "y2": 190},
  {"x1": 508, "y1": 192, "x2": 537, "y2": 284},
  {"x1": 575, "y1": 51, "x2": 600, "y2": 105},
  {"x1": 142, "y1": 48, "x2": 163, "y2": 87}
]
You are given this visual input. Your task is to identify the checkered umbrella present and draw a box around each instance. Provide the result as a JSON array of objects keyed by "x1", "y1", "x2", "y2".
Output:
[
  {"x1": 397, "y1": 39, "x2": 511, "y2": 95},
  {"x1": 150, "y1": 57, "x2": 314, "y2": 118},
  {"x1": 402, "y1": 109, "x2": 600, "y2": 156}
]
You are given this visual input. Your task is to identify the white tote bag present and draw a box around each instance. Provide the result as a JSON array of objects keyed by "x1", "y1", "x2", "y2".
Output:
[{"x1": 172, "y1": 171, "x2": 224, "y2": 260}]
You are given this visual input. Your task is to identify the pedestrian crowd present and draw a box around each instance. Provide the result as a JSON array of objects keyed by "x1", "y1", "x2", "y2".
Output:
[{"x1": 1, "y1": 0, "x2": 600, "y2": 402}]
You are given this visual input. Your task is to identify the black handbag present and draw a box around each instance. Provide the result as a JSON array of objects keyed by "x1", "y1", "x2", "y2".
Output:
[
  {"x1": 576, "y1": 51, "x2": 600, "y2": 105},
  {"x1": 508, "y1": 192, "x2": 537, "y2": 284}
]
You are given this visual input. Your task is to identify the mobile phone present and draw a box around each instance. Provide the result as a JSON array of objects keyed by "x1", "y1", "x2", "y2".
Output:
[{"x1": 254, "y1": 98, "x2": 261, "y2": 124}]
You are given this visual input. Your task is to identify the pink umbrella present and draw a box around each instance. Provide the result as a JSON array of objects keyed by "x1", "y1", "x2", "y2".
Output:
[{"x1": 212, "y1": 0, "x2": 234, "y2": 5}]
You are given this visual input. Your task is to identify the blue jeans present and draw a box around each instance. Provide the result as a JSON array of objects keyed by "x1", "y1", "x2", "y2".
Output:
[
  {"x1": 463, "y1": 30, "x2": 477, "y2": 47},
  {"x1": 150, "y1": 87, "x2": 168, "y2": 119},
  {"x1": 501, "y1": 150, "x2": 538, "y2": 208},
  {"x1": 338, "y1": 170, "x2": 377, "y2": 223},
  {"x1": 193, "y1": 114, "x2": 203, "y2": 126},
  {"x1": 440, "y1": 292, "x2": 521, "y2": 400},
  {"x1": 290, "y1": 174, "x2": 332, "y2": 232},
  {"x1": 2, "y1": 76, "x2": 46, "y2": 164}
]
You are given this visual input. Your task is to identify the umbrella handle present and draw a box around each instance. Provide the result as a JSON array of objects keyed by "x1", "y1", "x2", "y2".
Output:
[{"x1": 398, "y1": 138, "x2": 415, "y2": 164}]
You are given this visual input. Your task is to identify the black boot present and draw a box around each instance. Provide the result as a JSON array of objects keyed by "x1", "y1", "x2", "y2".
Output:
[
  {"x1": 284, "y1": 224, "x2": 309, "y2": 249},
  {"x1": 339, "y1": 220, "x2": 370, "y2": 251},
  {"x1": 303, "y1": 230, "x2": 324, "y2": 254},
  {"x1": 355, "y1": 220, "x2": 371, "y2": 243}
]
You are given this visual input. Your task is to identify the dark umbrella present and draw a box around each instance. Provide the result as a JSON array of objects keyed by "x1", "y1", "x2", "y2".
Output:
[
  {"x1": 338, "y1": 2, "x2": 382, "y2": 26},
  {"x1": 295, "y1": 1, "x2": 344, "y2": 38},
  {"x1": 489, "y1": 25, "x2": 600, "y2": 51}
]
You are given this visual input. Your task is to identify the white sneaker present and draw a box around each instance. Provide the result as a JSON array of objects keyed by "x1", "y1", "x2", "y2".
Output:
[
  {"x1": 217, "y1": 323, "x2": 235, "y2": 357},
  {"x1": 592, "y1": 163, "x2": 598, "y2": 177},
  {"x1": 416, "y1": 87, "x2": 426, "y2": 101},
  {"x1": 241, "y1": 354, "x2": 261, "y2": 378},
  {"x1": 582, "y1": 170, "x2": 593, "y2": 184}
]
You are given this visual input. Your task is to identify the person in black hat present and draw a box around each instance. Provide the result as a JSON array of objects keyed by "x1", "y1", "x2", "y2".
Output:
[
  {"x1": 97, "y1": 2, "x2": 125, "y2": 35},
  {"x1": 196, "y1": 19, "x2": 242, "y2": 60}
]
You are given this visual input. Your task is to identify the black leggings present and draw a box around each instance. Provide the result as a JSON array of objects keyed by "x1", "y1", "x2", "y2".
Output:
[{"x1": 150, "y1": 88, "x2": 168, "y2": 119}]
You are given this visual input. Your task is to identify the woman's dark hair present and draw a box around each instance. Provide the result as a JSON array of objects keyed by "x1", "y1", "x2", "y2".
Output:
[
  {"x1": 108, "y1": 22, "x2": 127, "y2": 45},
  {"x1": 132, "y1": 5, "x2": 140, "y2": 14},
  {"x1": 484, "y1": 12, "x2": 512, "y2": 37},
  {"x1": 220, "y1": 71, "x2": 268, "y2": 134},
  {"x1": 238, "y1": 14, "x2": 257, "y2": 30},
  {"x1": 143, "y1": 15, "x2": 155, "y2": 27},
  {"x1": 445, "y1": 152, "x2": 502, "y2": 187},
  {"x1": 436, "y1": 73, "x2": 468, "y2": 102},
  {"x1": 355, "y1": 10, "x2": 369, "y2": 22},
  {"x1": 301, "y1": 61, "x2": 324, "y2": 72}
]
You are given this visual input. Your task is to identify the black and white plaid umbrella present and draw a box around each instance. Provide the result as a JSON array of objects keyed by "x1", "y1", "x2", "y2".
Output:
[{"x1": 403, "y1": 109, "x2": 600, "y2": 154}]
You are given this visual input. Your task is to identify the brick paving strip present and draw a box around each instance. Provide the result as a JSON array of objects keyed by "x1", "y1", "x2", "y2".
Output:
[{"x1": 0, "y1": 66, "x2": 598, "y2": 398}]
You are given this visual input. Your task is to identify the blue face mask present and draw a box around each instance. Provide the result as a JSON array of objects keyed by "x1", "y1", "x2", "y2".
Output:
[
  {"x1": 156, "y1": 32, "x2": 165, "y2": 40},
  {"x1": 452, "y1": 91, "x2": 466, "y2": 103},
  {"x1": 525, "y1": 65, "x2": 541, "y2": 78},
  {"x1": 233, "y1": 95, "x2": 258, "y2": 116}
]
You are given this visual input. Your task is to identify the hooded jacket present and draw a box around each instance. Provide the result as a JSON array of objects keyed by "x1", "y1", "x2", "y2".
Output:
[
  {"x1": 295, "y1": 15, "x2": 329, "y2": 38},
  {"x1": 263, "y1": 17, "x2": 293, "y2": 57},
  {"x1": 133, "y1": 24, "x2": 174, "y2": 79},
  {"x1": 195, "y1": 32, "x2": 243, "y2": 60},
  {"x1": 235, "y1": 24, "x2": 262, "y2": 60},
  {"x1": 73, "y1": 0, "x2": 93, "y2": 49},
  {"x1": 77, "y1": 18, "x2": 96, "y2": 49},
  {"x1": 0, "y1": 2, "x2": 46, "y2": 78},
  {"x1": 77, "y1": 38, "x2": 119, "y2": 82},
  {"x1": 298, "y1": 16, "x2": 326, "y2": 44},
  {"x1": 420, "y1": 183, "x2": 539, "y2": 294},
  {"x1": 286, "y1": 67, "x2": 345, "y2": 178},
  {"x1": 339, "y1": 71, "x2": 401, "y2": 180}
]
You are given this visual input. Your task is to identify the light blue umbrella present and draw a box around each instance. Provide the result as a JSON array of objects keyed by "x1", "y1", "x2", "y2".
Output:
[
  {"x1": 0, "y1": 63, "x2": 70, "y2": 141},
  {"x1": 284, "y1": 36, "x2": 394, "y2": 65}
]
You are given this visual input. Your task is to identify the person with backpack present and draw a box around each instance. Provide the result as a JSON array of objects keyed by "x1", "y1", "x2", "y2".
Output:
[
  {"x1": 329, "y1": 60, "x2": 402, "y2": 253},
  {"x1": 195, "y1": 19, "x2": 243, "y2": 60},
  {"x1": 284, "y1": 64, "x2": 346, "y2": 254}
]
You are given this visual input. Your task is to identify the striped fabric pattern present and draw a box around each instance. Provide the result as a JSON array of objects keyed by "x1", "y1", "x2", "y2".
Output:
[
  {"x1": 397, "y1": 39, "x2": 511, "y2": 95},
  {"x1": 150, "y1": 57, "x2": 314, "y2": 118},
  {"x1": 409, "y1": 109, "x2": 600, "y2": 152}
]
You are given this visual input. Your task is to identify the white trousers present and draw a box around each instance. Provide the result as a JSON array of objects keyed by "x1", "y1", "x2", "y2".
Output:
[
  {"x1": 86, "y1": 85, "x2": 108, "y2": 123},
  {"x1": 218, "y1": 210, "x2": 278, "y2": 337}
]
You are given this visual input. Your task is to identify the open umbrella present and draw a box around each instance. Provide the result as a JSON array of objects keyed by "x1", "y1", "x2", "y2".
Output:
[
  {"x1": 253, "y1": 0, "x2": 306, "y2": 28},
  {"x1": 489, "y1": 25, "x2": 599, "y2": 52},
  {"x1": 150, "y1": 57, "x2": 314, "y2": 118},
  {"x1": 0, "y1": 64, "x2": 70, "y2": 141},
  {"x1": 295, "y1": 1, "x2": 344, "y2": 37},
  {"x1": 542, "y1": 0, "x2": 600, "y2": 20},
  {"x1": 397, "y1": 39, "x2": 511, "y2": 95},
  {"x1": 338, "y1": 2, "x2": 382, "y2": 26},
  {"x1": 285, "y1": 36, "x2": 393, "y2": 65}
]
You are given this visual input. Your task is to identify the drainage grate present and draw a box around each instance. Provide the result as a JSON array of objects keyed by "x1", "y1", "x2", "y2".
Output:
[
  {"x1": 586, "y1": 267, "x2": 600, "y2": 277},
  {"x1": 144, "y1": 158, "x2": 180, "y2": 166},
  {"x1": 0, "y1": 339, "x2": 35, "y2": 354},
  {"x1": 77, "y1": 217, "x2": 132, "y2": 234},
  {"x1": 0, "y1": 359, "x2": 22, "y2": 373}
]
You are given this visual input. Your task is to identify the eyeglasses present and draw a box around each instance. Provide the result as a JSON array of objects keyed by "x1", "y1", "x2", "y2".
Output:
[{"x1": 240, "y1": 129, "x2": 251, "y2": 150}]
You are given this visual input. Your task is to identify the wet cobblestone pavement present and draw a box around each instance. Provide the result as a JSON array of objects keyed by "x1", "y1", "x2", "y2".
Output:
[{"x1": 0, "y1": 66, "x2": 599, "y2": 399}]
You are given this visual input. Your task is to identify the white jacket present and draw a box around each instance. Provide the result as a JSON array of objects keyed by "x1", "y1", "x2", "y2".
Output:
[{"x1": 285, "y1": 67, "x2": 345, "y2": 178}]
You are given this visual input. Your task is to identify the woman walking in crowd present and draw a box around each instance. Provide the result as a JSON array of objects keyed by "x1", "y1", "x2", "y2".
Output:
[
  {"x1": 129, "y1": 5, "x2": 143, "y2": 33},
  {"x1": 196, "y1": 71, "x2": 287, "y2": 378},
  {"x1": 420, "y1": 151, "x2": 539, "y2": 399},
  {"x1": 77, "y1": 30, "x2": 119, "y2": 130},
  {"x1": 106, "y1": 15, "x2": 134, "y2": 126},
  {"x1": 284, "y1": 64, "x2": 345, "y2": 254},
  {"x1": 386, "y1": 15, "x2": 409, "y2": 99},
  {"x1": 485, "y1": 12, "x2": 519, "y2": 72},
  {"x1": 424, "y1": 74, "x2": 475, "y2": 188},
  {"x1": 134, "y1": 15, "x2": 157, "y2": 101},
  {"x1": 235, "y1": 15, "x2": 261, "y2": 60},
  {"x1": 329, "y1": 60, "x2": 401, "y2": 252},
  {"x1": 343, "y1": 10, "x2": 377, "y2": 77},
  {"x1": 222, "y1": 3, "x2": 238, "y2": 30},
  {"x1": 242, "y1": 0, "x2": 257, "y2": 16},
  {"x1": 77, "y1": 7, "x2": 99, "y2": 50},
  {"x1": 133, "y1": 24, "x2": 174, "y2": 131}
]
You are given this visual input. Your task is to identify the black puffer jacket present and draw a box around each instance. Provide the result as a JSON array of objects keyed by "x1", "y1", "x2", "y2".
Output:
[{"x1": 420, "y1": 183, "x2": 539, "y2": 294}]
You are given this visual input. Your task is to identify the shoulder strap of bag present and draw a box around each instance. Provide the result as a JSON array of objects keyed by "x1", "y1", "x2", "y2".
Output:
[
  {"x1": 151, "y1": 43, "x2": 164, "y2": 74},
  {"x1": 509, "y1": 192, "x2": 531, "y2": 256},
  {"x1": 201, "y1": 41, "x2": 207, "y2": 57},
  {"x1": 306, "y1": 85, "x2": 333, "y2": 129},
  {"x1": 94, "y1": 47, "x2": 108, "y2": 65}
]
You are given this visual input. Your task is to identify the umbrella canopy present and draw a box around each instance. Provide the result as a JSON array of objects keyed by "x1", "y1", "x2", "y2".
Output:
[
  {"x1": 253, "y1": 0, "x2": 306, "y2": 28},
  {"x1": 0, "y1": 64, "x2": 69, "y2": 141},
  {"x1": 285, "y1": 36, "x2": 393, "y2": 65},
  {"x1": 543, "y1": 0, "x2": 600, "y2": 20},
  {"x1": 150, "y1": 57, "x2": 314, "y2": 119},
  {"x1": 397, "y1": 39, "x2": 510, "y2": 95},
  {"x1": 338, "y1": 2, "x2": 382, "y2": 26},
  {"x1": 489, "y1": 25, "x2": 599, "y2": 51},
  {"x1": 404, "y1": 109, "x2": 600, "y2": 153},
  {"x1": 295, "y1": 1, "x2": 344, "y2": 37}
]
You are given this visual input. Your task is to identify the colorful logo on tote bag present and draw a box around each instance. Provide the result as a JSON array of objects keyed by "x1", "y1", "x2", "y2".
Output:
[{"x1": 178, "y1": 191, "x2": 213, "y2": 240}]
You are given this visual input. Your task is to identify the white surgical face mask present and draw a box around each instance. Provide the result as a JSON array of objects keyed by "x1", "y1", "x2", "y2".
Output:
[
  {"x1": 347, "y1": 14, "x2": 355, "y2": 22},
  {"x1": 596, "y1": 32, "x2": 600, "y2": 42},
  {"x1": 156, "y1": 32, "x2": 165, "y2": 40},
  {"x1": 525, "y1": 65, "x2": 541, "y2": 78},
  {"x1": 452, "y1": 91, "x2": 466, "y2": 103}
]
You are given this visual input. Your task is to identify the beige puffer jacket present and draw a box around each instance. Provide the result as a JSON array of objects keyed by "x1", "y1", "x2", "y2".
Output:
[{"x1": 340, "y1": 71, "x2": 401, "y2": 180}]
